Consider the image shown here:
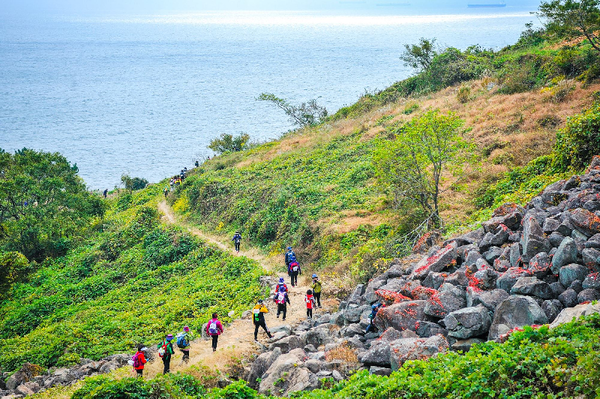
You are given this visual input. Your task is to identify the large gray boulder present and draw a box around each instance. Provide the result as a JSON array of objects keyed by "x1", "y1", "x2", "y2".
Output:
[
  {"x1": 374, "y1": 301, "x2": 427, "y2": 333},
  {"x1": 559, "y1": 264, "x2": 588, "y2": 288},
  {"x1": 423, "y1": 284, "x2": 466, "y2": 319},
  {"x1": 246, "y1": 348, "x2": 282, "y2": 389},
  {"x1": 466, "y1": 288, "x2": 509, "y2": 311},
  {"x1": 510, "y1": 277, "x2": 554, "y2": 299},
  {"x1": 526, "y1": 252, "x2": 551, "y2": 278},
  {"x1": 269, "y1": 335, "x2": 304, "y2": 353},
  {"x1": 551, "y1": 237, "x2": 579, "y2": 274},
  {"x1": 389, "y1": 335, "x2": 449, "y2": 371},
  {"x1": 549, "y1": 301, "x2": 600, "y2": 328},
  {"x1": 521, "y1": 216, "x2": 551, "y2": 262},
  {"x1": 496, "y1": 268, "x2": 534, "y2": 292},
  {"x1": 358, "y1": 340, "x2": 392, "y2": 367},
  {"x1": 582, "y1": 272, "x2": 600, "y2": 290},
  {"x1": 443, "y1": 306, "x2": 492, "y2": 339},
  {"x1": 258, "y1": 349, "x2": 318, "y2": 396},
  {"x1": 410, "y1": 245, "x2": 457, "y2": 280},
  {"x1": 488, "y1": 296, "x2": 549, "y2": 341},
  {"x1": 569, "y1": 208, "x2": 600, "y2": 237}
]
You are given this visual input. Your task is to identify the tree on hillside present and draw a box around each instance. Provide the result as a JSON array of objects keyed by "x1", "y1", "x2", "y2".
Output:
[
  {"x1": 537, "y1": 0, "x2": 600, "y2": 53},
  {"x1": 400, "y1": 38, "x2": 438, "y2": 72},
  {"x1": 374, "y1": 110, "x2": 475, "y2": 227},
  {"x1": 121, "y1": 174, "x2": 149, "y2": 191},
  {"x1": 208, "y1": 132, "x2": 251, "y2": 155},
  {"x1": 257, "y1": 93, "x2": 328, "y2": 128},
  {"x1": 0, "y1": 148, "x2": 105, "y2": 261}
]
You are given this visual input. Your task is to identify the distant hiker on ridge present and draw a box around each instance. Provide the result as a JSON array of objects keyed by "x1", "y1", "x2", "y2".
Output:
[
  {"x1": 103, "y1": 189, "x2": 108, "y2": 198},
  {"x1": 286, "y1": 247, "x2": 300, "y2": 287},
  {"x1": 252, "y1": 299, "x2": 273, "y2": 341},
  {"x1": 206, "y1": 313, "x2": 224, "y2": 352},
  {"x1": 232, "y1": 231, "x2": 242, "y2": 253},
  {"x1": 157, "y1": 334, "x2": 175, "y2": 374}
]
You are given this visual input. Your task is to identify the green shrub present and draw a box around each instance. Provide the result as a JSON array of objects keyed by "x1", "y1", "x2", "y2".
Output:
[{"x1": 554, "y1": 102, "x2": 600, "y2": 170}]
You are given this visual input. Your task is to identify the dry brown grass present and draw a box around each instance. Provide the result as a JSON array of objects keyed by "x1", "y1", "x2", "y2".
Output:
[{"x1": 325, "y1": 343, "x2": 359, "y2": 364}]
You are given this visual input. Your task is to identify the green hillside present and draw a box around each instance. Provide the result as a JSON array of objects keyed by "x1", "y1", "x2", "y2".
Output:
[{"x1": 0, "y1": 181, "x2": 267, "y2": 373}]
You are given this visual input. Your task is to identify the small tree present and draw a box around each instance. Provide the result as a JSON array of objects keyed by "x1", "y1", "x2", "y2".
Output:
[
  {"x1": 374, "y1": 110, "x2": 475, "y2": 227},
  {"x1": 121, "y1": 174, "x2": 148, "y2": 191},
  {"x1": 537, "y1": 0, "x2": 600, "y2": 53},
  {"x1": 208, "y1": 133, "x2": 250, "y2": 155},
  {"x1": 257, "y1": 93, "x2": 328, "y2": 128},
  {"x1": 400, "y1": 38, "x2": 438, "y2": 72}
]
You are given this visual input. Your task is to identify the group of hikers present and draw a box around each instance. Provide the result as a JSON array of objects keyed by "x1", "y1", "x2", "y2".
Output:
[{"x1": 130, "y1": 245, "x2": 325, "y2": 377}]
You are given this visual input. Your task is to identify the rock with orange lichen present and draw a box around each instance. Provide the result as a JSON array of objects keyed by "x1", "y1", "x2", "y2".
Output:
[
  {"x1": 569, "y1": 208, "x2": 600, "y2": 236},
  {"x1": 373, "y1": 301, "x2": 427, "y2": 333}
]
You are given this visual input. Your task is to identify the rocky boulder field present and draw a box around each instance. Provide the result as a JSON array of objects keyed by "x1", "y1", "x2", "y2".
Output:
[{"x1": 242, "y1": 157, "x2": 600, "y2": 395}]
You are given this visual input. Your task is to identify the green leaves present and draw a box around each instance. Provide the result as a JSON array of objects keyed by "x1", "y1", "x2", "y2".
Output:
[{"x1": 538, "y1": 0, "x2": 600, "y2": 53}]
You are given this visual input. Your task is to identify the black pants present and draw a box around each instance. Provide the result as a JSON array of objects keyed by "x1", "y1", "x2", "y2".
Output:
[
  {"x1": 314, "y1": 292, "x2": 321, "y2": 307},
  {"x1": 211, "y1": 335, "x2": 219, "y2": 351},
  {"x1": 254, "y1": 320, "x2": 272, "y2": 340},
  {"x1": 136, "y1": 369, "x2": 143, "y2": 377},
  {"x1": 235, "y1": 242, "x2": 240, "y2": 251},
  {"x1": 182, "y1": 349, "x2": 189, "y2": 361},
  {"x1": 277, "y1": 304, "x2": 287, "y2": 320},
  {"x1": 290, "y1": 271, "x2": 298, "y2": 286},
  {"x1": 307, "y1": 308, "x2": 313, "y2": 318},
  {"x1": 162, "y1": 356, "x2": 171, "y2": 374}
]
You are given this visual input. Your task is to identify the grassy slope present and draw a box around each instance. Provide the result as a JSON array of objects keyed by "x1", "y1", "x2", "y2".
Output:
[
  {"x1": 0, "y1": 186, "x2": 267, "y2": 373},
  {"x1": 171, "y1": 39, "x2": 600, "y2": 286}
]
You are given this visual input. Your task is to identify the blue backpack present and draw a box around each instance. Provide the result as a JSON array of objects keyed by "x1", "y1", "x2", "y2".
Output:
[{"x1": 176, "y1": 333, "x2": 188, "y2": 348}]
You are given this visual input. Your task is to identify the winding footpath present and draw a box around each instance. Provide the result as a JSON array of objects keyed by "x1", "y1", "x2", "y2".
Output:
[{"x1": 141, "y1": 202, "x2": 314, "y2": 379}]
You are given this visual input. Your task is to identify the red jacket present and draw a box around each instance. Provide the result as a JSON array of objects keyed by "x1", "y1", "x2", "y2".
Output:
[
  {"x1": 305, "y1": 294, "x2": 316, "y2": 309},
  {"x1": 206, "y1": 318, "x2": 224, "y2": 336},
  {"x1": 133, "y1": 352, "x2": 147, "y2": 370}
]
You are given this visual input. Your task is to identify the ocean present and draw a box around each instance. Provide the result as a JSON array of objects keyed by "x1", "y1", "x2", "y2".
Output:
[{"x1": 0, "y1": 7, "x2": 540, "y2": 189}]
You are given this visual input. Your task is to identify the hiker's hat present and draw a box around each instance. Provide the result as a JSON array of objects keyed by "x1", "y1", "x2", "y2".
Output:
[
  {"x1": 279, "y1": 277, "x2": 284, "y2": 283},
  {"x1": 166, "y1": 334, "x2": 174, "y2": 341},
  {"x1": 312, "y1": 274, "x2": 318, "y2": 279},
  {"x1": 258, "y1": 299, "x2": 264, "y2": 304},
  {"x1": 184, "y1": 326, "x2": 190, "y2": 332},
  {"x1": 288, "y1": 247, "x2": 292, "y2": 250}
]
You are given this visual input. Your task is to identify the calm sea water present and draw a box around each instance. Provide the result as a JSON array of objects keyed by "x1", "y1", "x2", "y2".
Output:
[{"x1": 0, "y1": 8, "x2": 539, "y2": 189}]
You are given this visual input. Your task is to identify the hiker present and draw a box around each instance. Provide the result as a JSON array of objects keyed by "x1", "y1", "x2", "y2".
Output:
[
  {"x1": 131, "y1": 345, "x2": 147, "y2": 377},
  {"x1": 164, "y1": 187, "x2": 169, "y2": 198},
  {"x1": 232, "y1": 231, "x2": 242, "y2": 252},
  {"x1": 311, "y1": 274, "x2": 322, "y2": 308},
  {"x1": 284, "y1": 247, "x2": 296, "y2": 269},
  {"x1": 206, "y1": 313, "x2": 223, "y2": 352},
  {"x1": 275, "y1": 277, "x2": 288, "y2": 293},
  {"x1": 305, "y1": 289, "x2": 316, "y2": 319},
  {"x1": 273, "y1": 286, "x2": 291, "y2": 321},
  {"x1": 103, "y1": 189, "x2": 108, "y2": 198},
  {"x1": 252, "y1": 299, "x2": 273, "y2": 341},
  {"x1": 157, "y1": 334, "x2": 175, "y2": 374},
  {"x1": 176, "y1": 326, "x2": 194, "y2": 363},
  {"x1": 366, "y1": 303, "x2": 383, "y2": 334},
  {"x1": 195, "y1": 160, "x2": 199, "y2": 167},
  {"x1": 288, "y1": 258, "x2": 301, "y2": 287}
]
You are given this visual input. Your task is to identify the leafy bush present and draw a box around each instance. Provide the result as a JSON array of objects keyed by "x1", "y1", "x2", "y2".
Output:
[
  {"x1": 208, "y1": 133, "x2": 251, "y2": 155},
  {"x1": 121, "y1": 174, "x2": 149, "y2": 191},
  {"x1": 0, "y1": 148, "x2": 105, "y2": 261},
  {"x1": 554, "y1": 101, "x2": 600, "y2": 170}
]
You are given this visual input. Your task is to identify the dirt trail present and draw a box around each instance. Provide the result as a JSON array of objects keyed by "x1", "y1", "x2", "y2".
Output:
[{"x1": 143, "y1": 202, "x2": 317, "y2": 379}]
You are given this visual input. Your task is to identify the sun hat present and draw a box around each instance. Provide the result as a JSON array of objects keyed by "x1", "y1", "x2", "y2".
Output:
[
  {"x1": 312, "y1": 274, "x2": 318, "y2": 278},
  {"x1": 184, "y1": 326, "x2": 190, "y2": 332},
  {"x1": 279, "y1": 277, "x2": 284, "y2": 283},
  {"x1": 166, "y1": 334, "x2": 174, "y2": 341}
]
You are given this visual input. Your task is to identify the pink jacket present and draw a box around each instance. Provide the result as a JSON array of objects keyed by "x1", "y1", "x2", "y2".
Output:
[{"x1": 206, "y1": 318, "x2": 224, "y2": 336}]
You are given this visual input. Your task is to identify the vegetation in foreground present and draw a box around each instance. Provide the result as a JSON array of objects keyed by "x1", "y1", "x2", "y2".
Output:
[{"x1": 69, "y1": 313, "x2": 600, "y2": 398}]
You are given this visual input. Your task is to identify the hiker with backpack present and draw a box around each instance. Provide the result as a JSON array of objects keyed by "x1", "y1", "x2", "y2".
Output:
[
  {"x1": 273, "y1": 286, "x2": 291, "y2": 321},
  {"x1": 366, "y1": 303, "x2": 384, "y2": 334},
  {"x1": 206, "y1": 313, "x2": 224, "y2": 352},
  {"x1": 275, "y1": 277, "x2": 288, "y2": 294},
  {"x1": 157, "y1": 334, "x2": 175, "y2": 374},
  {"x1": 131, "y1": 345, "x2": 147, "y2": 377},
  {"x1": 285, "y1": 247, "x2": 300, "y2": 287},
  {"x1": 232, "y1": 232, "x2": 242, "y2": 253},
  {"x1": 311, "y1": 274, "x2": 322, "y2": 308},
  {"x1": 176, "y1": 326, "x2": 194, "y2": 363},
  {"x1": 305, "y1": 289, "x2": 317, "y2": 319},
  {"x1": 252, "y1": 299, "x2": 273, "y2": 341}
]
